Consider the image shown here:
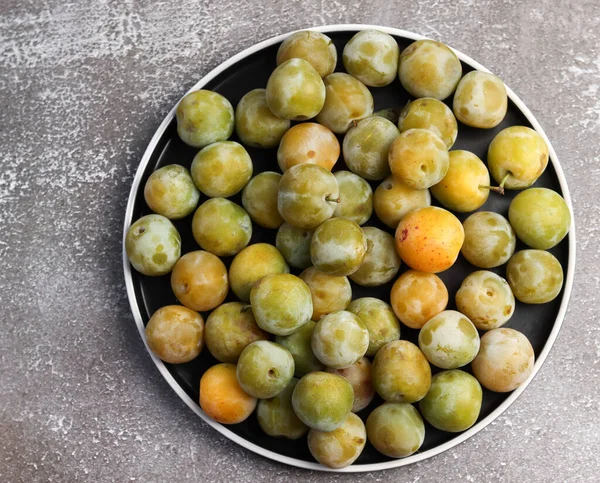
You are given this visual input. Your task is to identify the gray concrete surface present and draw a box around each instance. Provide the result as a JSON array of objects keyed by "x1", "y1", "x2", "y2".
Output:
[{"x1": 1, "y1": 0, "x2": 599, "y2": 481}]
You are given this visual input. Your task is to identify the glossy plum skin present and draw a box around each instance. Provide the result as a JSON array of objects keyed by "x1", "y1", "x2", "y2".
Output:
[
  {"x1": 276, "y1": 31, "x2": 337, "y2": 78},
  {"x1": 299, "y1": 267, "x2": 352, "y2": 321},
  {"x1": 366, "y1": 403, "x2": 425, "y2": 458},
  {"x1": 419, "y1": 370, "x2": 483, "y2": 432},
  {"x1": 398, "y1": 97, "x2": 458, "y2": 149},
  {"x1": 308, "y1": 413, "x2": 366, "y2": 469},
  {"x1": 508, "y1": 187, "x2": 571, "y2": 250},
  {"x1": 276, "y1": 321, "x2": 324, "y2": 377},
  {"x1": 373, "y1": 175, "x2": 431, "y2": 229},
  {"x1": 390, "y1": 270, "x2": 448, "y2": 329},
  {"x1": 461, "y1": 212, "x2": 516, "y2": 269},
  {"x1": 143, "y1": 164, "x2": 199, "y2": 219},
  {"x1": 471, "y1": 328, "x2": 535, "y2": 392},
  {"x1": 199, "y1": 363, "x2": 257, "y2": 425},
  {"x1": 257, "y1": 378, "x2": 308, "y2": 440},
  {"x1": 204, "y1": 302, "x2": 269, "y2": 363},
  {"x1": 506, "y1": 250, "x2": 564, "y2": 304},
  {"x1": 291, "y1": 371, "x2": 354, "y2": 432},
  {"x1": 242, "y1": 172, "x2": 284, "y2": 230},
  {"x1": 277, "y1": 123, "x2": 340, "y2": 173},
  {"x1": 125, "y1": 214, "x2": 181, "y2": 276},
  {"x1": 170, "y1": 251, "x2": 228, "y2": 312},
  {"x1": 235, "y1": 89, "x2": 290, "y2": 149},
  {"x1": 176, "y1": 90, "x2": 234, "y2": 148},
  {"x1": 333, "y1": 171, "x2": 373, "y2": 225},
  {"x1": 453, "y1": 71, "x2": 508, "y2": 129},
  {"x1": 347, "y1": 298, "x2": 400, "y2": 356},
  {"x1": 395, "y1": 206, "x2": 464, "y2": 273},
  {"x1": 275, "y1": 223, "x2": 313, "y2": 270},
  {"x1": 342, "y1": 29, "x2": 399, "y2": 87},
  {"x1": 326, "y1": 357, "x2": 375, "y2": 412},
  {"x1": 349, "y1": 227, "x2": 401, "y2": 287},
  {"x1": 145, "y1": 305, "x2": 204, "y2": 364}
]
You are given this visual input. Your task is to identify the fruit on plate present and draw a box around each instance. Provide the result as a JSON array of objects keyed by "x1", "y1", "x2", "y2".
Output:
[
  {"x1": 398, "y1": 39, "x2": 462, "y2": 100},
  {"x1": 242, "y1": 172, "x2": 285, "y2": 229},
  {"x1": 292, "y1": 371, "x2": 354, "y2": 432},
  {"x1": 312, "y1": 310, "x2": 369, "y2": 369},
  {"x1": 461, "y1": 211, "x2": 516, "y2": 268},
  {"x1": 176, "y1": 90, "x2": 234, "y2": 148},
  {"x1": 308, "y1": 412, "x2": 366, "y2": 468},
  {"x1": 276, "y1": 321, "x2": 324, "y2": 377},
  {"x1": 257, "y1": 378, "x2": 308, "y2": 439},
  {"x1": 266, "y1": 58, "x2": 326, "y2": 120},
  {"x1": 125, "y1": 214, "x2": 181, "y2": 276},
  {"x1": 347, "y1": 297, "x2": 400, "y2": 356},
  {"x1": 455, "y1": 271, "x2": 515, "y2": 330},
  {"x1": 299, "y1": 267, "x2": 352, "y2": 320},
  {"x1": 276, "y1": 30, "x2": 337, "y2": 78},
  {"x1": 277, "y1": 163, "x2": 340, "y2": 230},
  {"x1": 326, "y1": 357, "x2": 375, "y2": 412},
  {"x1": 388, "y1": 128, "x2": 449, "y2": 190},
  {"x1": 170, "y1": 250, "x2": 228, "y2": 312},
  {"x1": 366, "y1": 402, "x2": 425, "y2": 458},
  {"x1": 373, "y1": 175, "x2": 431, "y2": 229},
  {"x1": 418, "y1": 310, "x2": 480, "y2": 369},
  {"x1": 204, "y1": 302, "x2": 269, "y2": 363},
  {"x1": 235, "y1": 88, "x2": 290, "y2": 148},
  {"x1": 487, "y1": 125, "x2": 549, "y2": 190},
  {"x1": 250, "y1": 273, "x2": 313, "y2": 336},
  {"x1": 471, "y1": 328, "x2": 535, "y2": 392},
  {"x1": 143, "y1": 164, "x2": 200, "y2": 219},
  {"x1": 398, "y1": 97, "x2": 458, "y2": 149},
  {"x1": 275, "y1": 223, "x2": 314, "y2": 269},
  {"x1": 191, "y1": 198, "x2": 252, "y2": 256},
  {"x1": 277, "y1": 122, "x2": 340, "y2": 172},
  {"x1": 506, "y1": 249, "x2": 564, "y2": 304},
  {"x1": 453, "y1": 71, "x2": 508, "y2": 128},
  {"x1": 419, "y1": 370, "x2": 483, "y2": 432},
  {"x1": 229, "y1": 243, "x2": 289, "y2": 302},
  {"x1": 349, "y1": 227, "x2": 401, "y2": 287},
  {"x1": 333, "y1": 170, "x2": 373, "y2": 225},
  {"x1": 395, "y1": 206, "x2": 464, "y2": 273},
  {"x1": 199, "y1": 363, "x2": 257, "y2": 424},
  {"x1": 342, "y1": 29, "x2": 399, "y2": 87},
  {"x1": 310, "y1": 217, "x2": 368, "y2": 276},
  {"x1": 508, "y1": 187, "x2": 571, "y2": 249},
  {"x1": 190, "y1": 141, "x2": 253, "y2": 197},
  {"x1": 145, "y1": 305, "x2": 204, "y2": 364}
]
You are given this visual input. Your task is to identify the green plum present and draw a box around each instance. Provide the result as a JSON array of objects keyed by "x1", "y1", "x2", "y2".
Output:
[
  {"x1": 125, "y1": 214, "x2": 181, "y2": 276},
  {"x1": 372, "y1": 340, "x2": 431, "y2": 403},
  {"x1": 276, "y1": 30, "x2": 337, "y2": 78},
  {"x1": 192, "y1": 198, "x2": 252, "y2": 256},
  {"x1": 349, "y1": 227, "x2": 401, "y2": 287},
  {"x1": 176, "y1": 90, "x2": 234, "y2": 148},
  {"x1": 229, "y1": 243, "x2": 289, "y2": 302},
  {"x1": 487, "y1": 126, "x2": 549, "y2": 190},
  {"x1": 333, "y1": 171, "x2": 373, "y2": 225},
  {"x1": 250, "y1": 273, "x2": 313, "y2": 336},
  {"x1": 506, "y1": 250, "x2": 564, "y2": 304},
  {"x1": 191, "y1": 141, "x2": 253, "y2": 197},
  {"x1": 342, "y1": 29, "x2": 399, "y2": 87},
  {"x1": 398, "y1": 97, "x2": 458, "y2": 149},
  {"x1": 235, "y1": 88, "x2": 290, "y2": 148},
  {"x1": 236, "y1": 340, "x2": 294, "y2": 399},
  {"x1": 398, "y1": 40, "x2": 462, "y2": 100},
  {"x1": 347, "y1": 297, "x2": 400, "y2": 356},
  {"x1": 277, "y1": 122, "x2": 339, "y2": 172},
  {"x1": 374, "y1": 175, "x2": 431, "y2": 228},
  {"x1": 388, "y1": 128, "x2": 449, "y2": 190},
  {"x1": 453, "y1": 71, "x2": 507, "y2": 128},
  {"x1": 456, "y1": 271, "x2": 515, "y2": 330},
  {"x1": 509, "y1": 187, "x2": 571, "y2": 249},
  {"x1": 419, "y1": 370, "x2": 482, "y2": 432},
  {"x1": 342, "y1": 116, "x2": 398, "y2": 180},
  {"x1": 242, "y1": 172, "x2": 284, "y2": 229},
  {"x1": 310, "y1": 217, "x2": 367, "y2": 276},
  {"x1": 266, "y1": 58, "x2": 326, "y2": 120},
  {"x1": 275, "y1": 223, "x2": 313, "y2": 269},
  {"x1": 277, "y1": 164, "x2": 339, "y2": 230},
  {"x1": 312, "y1": 310, "x2": 369, "y2": 369},
  {"x1": 292, "y1": 371, "x2": 354, "y2": 431},
  {"x1": 316, "y1": 73, "x2": 374, "y2": 134},
  {"x1": 143, "y1": 164, "x2": 199, "y2": 219},
  {"x1": 204, "y1": 302, "x2": 270, "y2": 363},
  {"x1": 418, "y1": 310, "x2": 480, "y2": 369},
  {"x1": 472, "y1": 328, "x2": 535, "y2": 392},
  {"x1": 326, "y1": 357, "x2": 374, "y2": 412},
  {"x1": 461, "y1": 212, "x2": 516, "y2": 268},
  {"x1": 276, "y1": 321, "x2": 324, "y2": 377},
  {"x1": 308, "y1": 413, "x2": 366, "y2": 469},
  {"x1": 299, "y1": 267, "x2": 352, "y2": 320},
  {"x1": 366, "y1": 403, "x2": 425, "y2": 458},
  {"x1": 257, "y1": 378, "x2": 308, "y2": 439}
]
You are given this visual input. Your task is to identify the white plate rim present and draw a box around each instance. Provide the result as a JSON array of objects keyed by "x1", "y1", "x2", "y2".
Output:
[{"x1": 122, "y1": 24, "x2": 577, "y2": 473}]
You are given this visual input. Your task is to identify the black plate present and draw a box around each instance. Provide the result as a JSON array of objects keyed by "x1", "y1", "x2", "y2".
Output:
[{"x1": 124, "y1": 27, "x2": 573, "y2": 470}]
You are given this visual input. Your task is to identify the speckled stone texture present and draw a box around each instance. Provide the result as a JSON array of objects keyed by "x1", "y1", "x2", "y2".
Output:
[{"x1": 1, "y1": 0, "x2": 598, "y2": 481}]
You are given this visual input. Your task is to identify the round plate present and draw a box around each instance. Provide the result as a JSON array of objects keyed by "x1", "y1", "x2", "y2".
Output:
[{"x1": 122, "y1": 25, "x2": 576, "y2": 472}]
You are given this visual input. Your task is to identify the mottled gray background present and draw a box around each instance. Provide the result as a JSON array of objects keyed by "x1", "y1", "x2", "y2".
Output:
[{"x1": 1, "y1": 0, "x2": 598, "y2": 481}]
